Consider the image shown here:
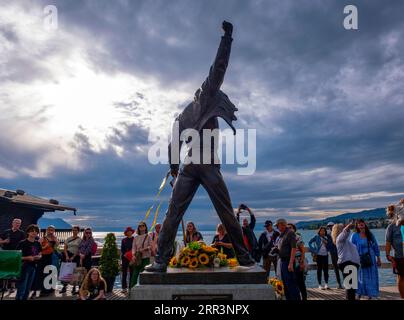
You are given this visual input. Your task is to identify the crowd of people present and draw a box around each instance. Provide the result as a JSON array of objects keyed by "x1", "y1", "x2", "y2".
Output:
[
  {"x1": 230, "y1": 202, "x2": 403, "y2": 301},
  {"x1": 1, "y1": 200, "x2": 403, "y2": 301},
  {"x1": 0, "y1": 220, "x2": 98, "y2": 300}
]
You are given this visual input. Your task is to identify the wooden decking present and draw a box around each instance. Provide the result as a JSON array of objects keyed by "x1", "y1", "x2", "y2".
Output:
[
  {"x1": 1, "y1": 286, "x2": 128, "y2": 300},
  {"x1": 307, "y1": 286, "x2": 401, "y2": 300},
  {"x1": 2, "y1": 286, "x2": 401, "y2": 300}
]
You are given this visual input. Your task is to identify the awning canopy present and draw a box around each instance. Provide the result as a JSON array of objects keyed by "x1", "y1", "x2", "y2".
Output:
[{"x1": 0, "y1": 189, "x2": 77, "y2": 215}]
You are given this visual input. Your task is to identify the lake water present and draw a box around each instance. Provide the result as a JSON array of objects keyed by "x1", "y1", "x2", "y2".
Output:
[{"x1": 93, "y1": 228, "x2": 398, "y2": 288}]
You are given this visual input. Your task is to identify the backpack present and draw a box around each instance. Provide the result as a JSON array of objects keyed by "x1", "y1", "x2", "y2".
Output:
[{"x1": 91, "y1": 241, "x2": 98, "y2": 255}]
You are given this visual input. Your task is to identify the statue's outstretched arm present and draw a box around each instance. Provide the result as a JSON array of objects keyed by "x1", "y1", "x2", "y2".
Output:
[{"x1": 199, "y1": 21, "x2": 233, "y2": 99}]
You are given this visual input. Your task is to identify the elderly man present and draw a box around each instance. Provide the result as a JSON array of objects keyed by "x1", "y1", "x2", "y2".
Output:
[
  {"x1": 0, "y1": 218, "x2": 25, "y2": 250},
  {"x1": 0, "y1": 218, "x2": 26, "y2": 293},
  {"x1": 275, "y1": 218, "x2": 301, "y2": 300},
  {"x1": 145, "y1": 21, "x2": 255, "y2": 272}
]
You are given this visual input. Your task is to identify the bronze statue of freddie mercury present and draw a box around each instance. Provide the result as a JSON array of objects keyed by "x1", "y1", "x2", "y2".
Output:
[{"x1": 145, "y1": 21, "x2": 255, "y2": 272}]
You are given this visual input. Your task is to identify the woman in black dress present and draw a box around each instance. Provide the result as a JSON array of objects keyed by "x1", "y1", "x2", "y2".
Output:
[{"x1": 211, "y1": 223, "x2": 235, "y2": 258}]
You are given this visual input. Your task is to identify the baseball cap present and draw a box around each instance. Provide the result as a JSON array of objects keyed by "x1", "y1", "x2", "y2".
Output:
[{"x1": 264, "y1": 220, "x2": 273, "y2": 227}]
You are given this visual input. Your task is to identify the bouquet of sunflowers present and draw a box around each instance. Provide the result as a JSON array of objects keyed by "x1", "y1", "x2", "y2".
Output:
[
  {"x1": 169, "y1": 241, "x2": 238, "y2": 269},
  {"x1": 268, "y1": 277, "x2": 285, "y2": 299}
]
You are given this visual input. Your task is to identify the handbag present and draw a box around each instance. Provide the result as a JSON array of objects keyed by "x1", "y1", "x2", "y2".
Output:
[
  {"x1": 360, "y1": 240, "x2": 373, "y2": 268},
  {"x1": 311, "y1": 253, "x2": 317, "y2": 262},
  {"x1": 130, "y1": 235, "x2": 148, "y2": 267},
  {"x1": 70, "y1": 266, "x2": 87, "y2": 286},
  {"x1": 58, "y1": 262, "x2": 76, "y2": 282},
  {"x1": 124, "y1": 251, "x2": 133, "y2": 261}
]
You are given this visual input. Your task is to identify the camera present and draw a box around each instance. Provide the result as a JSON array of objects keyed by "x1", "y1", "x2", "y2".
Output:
[{"x1": 269, "y1": 246, "x2": 279, "y2": 257}]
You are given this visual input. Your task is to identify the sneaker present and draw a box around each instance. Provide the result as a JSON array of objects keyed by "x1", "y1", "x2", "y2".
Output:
[
  {"x1": 337, "y1": 285, "x2": 343, "y2": 289},
  {"x1": 9, "y1": 288, "x2": 15, "y2": 294},
  {"x1": 318, "y1": 285, "x2": 324, "y2": 290},
  {"x1": 121, "y1": 288, "x2": 128, "y2": 293},
  {"x1": 324, "y1": 284, "x2": 330, "y2": 290},
  {"x1": 144, "y1": 262, "x2": 167, "y2": 273}
]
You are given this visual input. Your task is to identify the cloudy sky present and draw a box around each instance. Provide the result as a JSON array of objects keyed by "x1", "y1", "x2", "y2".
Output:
[{"x1": 1, "y1": 0, "x2": 404, "y2": 230}]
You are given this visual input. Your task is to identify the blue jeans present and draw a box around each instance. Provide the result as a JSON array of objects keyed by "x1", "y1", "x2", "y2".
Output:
[
  {"x1": 280, "y1": 260, "x2": 301, "y2": 300},
  {"x1": 16, "y1": 264, "x2": 36, "y2": 300}
]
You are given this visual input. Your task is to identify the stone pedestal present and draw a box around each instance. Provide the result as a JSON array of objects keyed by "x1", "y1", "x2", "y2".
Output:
[{"x1": 130, "y1": 266, "x2": 275, "y2": 300}]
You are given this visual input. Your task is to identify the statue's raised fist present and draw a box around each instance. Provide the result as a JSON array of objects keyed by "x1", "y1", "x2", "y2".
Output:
[{"x1": 222, "y1": 20, "x2": 233, "y2": 35}]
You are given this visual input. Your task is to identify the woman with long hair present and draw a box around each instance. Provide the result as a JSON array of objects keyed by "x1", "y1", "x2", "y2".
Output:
[
  {"x1": 130, "y1": 221, "x2": 152, "y2": 287},
  {"x1": 33, "y1": 225, "x2": 60, "y2": 297},
  {"x1": 79, "y1": 268, "x2": 107, "y2": 300},
  {"x1": 350, "y1": 219, "x2": 381, "y2": 299},
  {"x1": 211, "y1": 223, "x2": 234, "y2": 258},
  {"x1": 78, "y1": 227, "x2": 96, "y2": 272},
  {"x1": 331, "y1": 222, "x2": 360, "y2": 300},
  {"x1": 309, "y1": 226, "x2": 332, "y2": 290},
  {"x1": 185, "y1": 222, "x2": 203, "y2": 245}
]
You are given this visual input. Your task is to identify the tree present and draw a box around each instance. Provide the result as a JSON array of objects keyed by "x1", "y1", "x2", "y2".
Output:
[{"x1": 99, "y1": 233, "x2": 120, "y2": 291}]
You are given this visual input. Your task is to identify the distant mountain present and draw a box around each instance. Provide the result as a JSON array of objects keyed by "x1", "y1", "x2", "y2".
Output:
[
  {"x1": 296, "y1": 208, "x2": 386, "y2": 230},
  {"x1": 37, "y1": 217, "x2": 72, "y2": 229}
]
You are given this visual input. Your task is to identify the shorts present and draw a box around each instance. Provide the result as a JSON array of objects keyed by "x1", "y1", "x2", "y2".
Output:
[{"x1": 393, "y1": 258, "x2": 404, "y2": 276}]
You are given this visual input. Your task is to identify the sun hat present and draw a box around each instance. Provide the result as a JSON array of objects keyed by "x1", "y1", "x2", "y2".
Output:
[{"x1": 124, "y1": 226, "x2": 135, "y2": 235}]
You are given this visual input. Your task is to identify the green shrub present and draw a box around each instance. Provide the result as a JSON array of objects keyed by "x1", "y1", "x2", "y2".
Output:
[{"x1": 99, "y1": 233, "x2": 120, "y2": 279}]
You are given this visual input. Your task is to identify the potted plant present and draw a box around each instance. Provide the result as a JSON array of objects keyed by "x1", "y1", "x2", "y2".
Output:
[{"x1": 99, "y1": 233, "x2": 120, "y2": 293}]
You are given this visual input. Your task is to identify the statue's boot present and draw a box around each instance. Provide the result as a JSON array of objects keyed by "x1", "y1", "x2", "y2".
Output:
[{"x1": 238, "y1": 258, "x2": 256, "y2": 267}]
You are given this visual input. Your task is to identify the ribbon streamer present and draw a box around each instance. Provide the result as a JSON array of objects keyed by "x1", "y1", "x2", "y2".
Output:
[
  {"x1": 143, "y1": 170, "x2": 171, "y2": 221},
  {"x1": 149, "y1": 200, "x2": 162, "y2": 231}
]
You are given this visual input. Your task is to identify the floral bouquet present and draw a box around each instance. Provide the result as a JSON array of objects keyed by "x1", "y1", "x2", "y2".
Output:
[
  {"x1": 169, "y1": 241, "x2": 238, "y2": 269},
  {"x1": 268, "y1": 277, "x2": 285, "y2": 299}
]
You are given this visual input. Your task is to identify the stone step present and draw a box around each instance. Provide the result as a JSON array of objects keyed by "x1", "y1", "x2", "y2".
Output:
[{"x1": 140, "y1": 265, "x2": 267, "y2": 285}]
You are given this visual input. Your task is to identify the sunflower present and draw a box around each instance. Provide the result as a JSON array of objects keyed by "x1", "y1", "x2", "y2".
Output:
[
  {"x1": 189, "y1": 257, "x2": 199, "y2": 269},
  {"x1": 198, "y1": 253, "x2": 210, "y2": 265},
  {"x1": 275, "y1": 281, "x2": 285, "y2": 296},
  {"x1": 169, "y1": 256, "x2": 178, "y2": 267},
  {"x1": 180, "y1": 256, "x2": 191, "y2": 267},
  {"x1": 188, "y1": 249, "x2": 199, "y2": 257}
]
